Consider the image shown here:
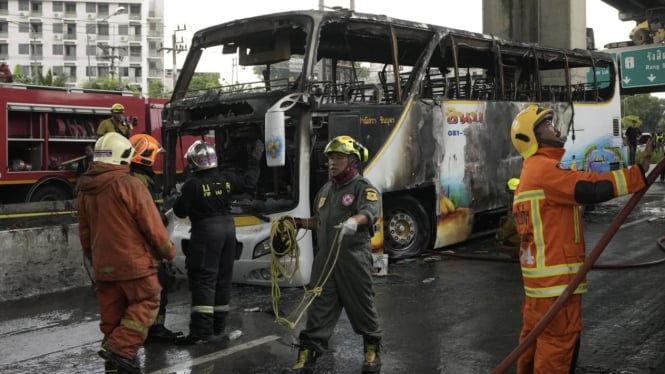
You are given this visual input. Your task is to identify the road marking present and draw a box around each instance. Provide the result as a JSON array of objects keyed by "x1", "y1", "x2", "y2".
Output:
[{"x1": 148, "y1": 334, "x2": 281, "y2": 374}]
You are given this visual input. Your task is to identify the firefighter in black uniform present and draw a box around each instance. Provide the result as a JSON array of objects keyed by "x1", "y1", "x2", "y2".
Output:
[
  {"x1": 128, "y1": 133, "x2": 182, "y2": 344},
  {"x1": 288, "y1": 135, "x2": 383, "y2": 374},
  {"x1": 172, "y1": 139, "x2": 262, "y2": 344}
]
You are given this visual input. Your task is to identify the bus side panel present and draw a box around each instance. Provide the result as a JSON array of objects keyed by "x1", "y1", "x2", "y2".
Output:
[
  {"x1": 435, "y1": 101, "x2": 524, "y2": 248},
  {"x1": 559, "y1": 101, "x2": 625, "y2": 172}
]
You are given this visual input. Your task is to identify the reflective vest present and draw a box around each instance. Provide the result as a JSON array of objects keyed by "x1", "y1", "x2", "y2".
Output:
[{"x1": 513, "y1": 147, "x2": 646, "y2": 298}]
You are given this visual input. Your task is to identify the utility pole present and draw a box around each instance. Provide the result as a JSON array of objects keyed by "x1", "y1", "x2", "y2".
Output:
[{"x1": 159, "y1": 25, "x2": 187, "y2": 90}]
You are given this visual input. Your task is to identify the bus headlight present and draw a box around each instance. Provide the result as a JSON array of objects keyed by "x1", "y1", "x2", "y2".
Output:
[{"x1": 253, "y1": 239, "x2": 271, "y2": 259}]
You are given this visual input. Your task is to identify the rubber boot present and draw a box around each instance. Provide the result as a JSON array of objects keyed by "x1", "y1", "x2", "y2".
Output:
[
  {"x1": 362, "y1": 338, "x2": 382, "y2": 373},
  {"x1": 213, "y1": 311, "x2": 228, "y2": 336},
  {"x1": 283, "y1": 344, "x2": 319, "y2": 374},
  {"x1": 98, "y1": 347, "x2": 140, "y2": 374},
  {"x1": 144, "y1": 323, "x2": 183, "y2": 344}
]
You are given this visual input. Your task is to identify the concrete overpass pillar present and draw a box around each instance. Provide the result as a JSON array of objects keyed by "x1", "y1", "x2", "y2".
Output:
[{"x1": 482, "y1": 0, "x2": 587, "y2": 49}]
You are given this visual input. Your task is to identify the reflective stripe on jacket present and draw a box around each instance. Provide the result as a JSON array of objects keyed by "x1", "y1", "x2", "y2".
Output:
[{"x1": 513, "y1": 147, "x2": 646, "y2": 298}]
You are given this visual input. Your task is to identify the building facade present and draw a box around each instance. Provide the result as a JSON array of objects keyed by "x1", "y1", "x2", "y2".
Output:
[{"x1": 0, "y1": 0, "x2": 165, "y2": 95}]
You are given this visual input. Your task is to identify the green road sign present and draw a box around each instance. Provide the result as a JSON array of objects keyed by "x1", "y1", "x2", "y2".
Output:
[{"x1": 619, "y1": 46, "x2": 665, "y2": 88}]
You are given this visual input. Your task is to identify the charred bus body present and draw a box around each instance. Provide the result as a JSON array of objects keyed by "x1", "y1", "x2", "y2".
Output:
[{"x1": 162, "y1": 10, "x2": 622, "y2": 286}]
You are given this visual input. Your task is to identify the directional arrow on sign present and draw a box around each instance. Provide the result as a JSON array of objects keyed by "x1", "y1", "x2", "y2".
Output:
[
  {"x1": 623, "y1": 76, "x2": 631, "y2": 85},
  {"x1": 648, "y1": 74, "x2": 657, "y2": 82}
]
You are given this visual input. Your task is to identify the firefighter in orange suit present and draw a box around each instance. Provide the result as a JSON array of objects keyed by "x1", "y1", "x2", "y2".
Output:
[
  {"x1": 510, "y1": 104, "x2": 651, "y2": 374},
  {"x1": 77, "y1": 132, "x2": 176, "y2": 374}
]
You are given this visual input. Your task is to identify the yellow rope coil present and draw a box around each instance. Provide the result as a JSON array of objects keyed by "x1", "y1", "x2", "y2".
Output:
[{"x1": 270, "y1": 215, "x2": 342, "y2": 329}]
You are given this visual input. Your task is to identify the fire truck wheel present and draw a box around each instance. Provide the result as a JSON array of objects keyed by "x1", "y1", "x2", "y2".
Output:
[
  {"x1": 30, "y1": 185, "x2": 72, "y2": 202},
  {"x1": 383, "y1": 196, "x2": 431, "y2": 260}
]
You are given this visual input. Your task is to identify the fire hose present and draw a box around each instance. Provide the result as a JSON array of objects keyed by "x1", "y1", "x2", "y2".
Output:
[{"x1": 490, "y1": 157, "x2": 665, "y2": 374}]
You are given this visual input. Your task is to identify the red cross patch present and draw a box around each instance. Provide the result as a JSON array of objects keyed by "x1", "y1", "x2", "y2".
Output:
[{"x1": 342, "y1": 193, "x2": 355, "y2": 206}]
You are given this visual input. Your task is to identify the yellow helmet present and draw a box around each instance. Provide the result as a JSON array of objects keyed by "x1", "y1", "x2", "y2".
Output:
[
  {"x1": 129, "y1": 134, "x2": 164, "y2": 166},
  {"x1": 324, "y1": 135, "x2": 369, "y2": 162},
  {"x1": 111, "y1": 103, "x2": 125, "y2": 113},
  {"x1": 94, "y1": 132, "x2": 135, "y2": 165},
  {"x1": 511, "y1": 105, "x2": 553, "y2": 159}
]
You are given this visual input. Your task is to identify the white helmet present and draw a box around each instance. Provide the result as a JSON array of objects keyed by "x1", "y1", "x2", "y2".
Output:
[
  {"x1": 94, "y1": 132, "x2": 135, "y2": 165},
  {"x1": 186, "y1": 140, "x2": 217, "y2": 171}
]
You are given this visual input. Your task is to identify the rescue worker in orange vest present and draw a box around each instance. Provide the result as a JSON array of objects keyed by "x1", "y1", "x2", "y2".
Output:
[
  {"x1": 97, "y1": 103, "x2": 131, "y2": 138},
  {"x1": 510, "y1": 105, "x2": 651, "y2": 374},
  {"x1": 128, "y1": 133, "x2": 182, "y2": 343},
  {"x1": 77, "y1": 132, "x2": 176, "y2": 374}
]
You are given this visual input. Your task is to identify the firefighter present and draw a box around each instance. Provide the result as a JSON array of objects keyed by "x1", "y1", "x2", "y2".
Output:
[
  {"x1": 97, "y1": 103, "x2": 131, "y2": 138},
  {"x1": 172, "y1": 139, "x2": 262, "y2": 344},
  {"x1": 77, "y1": 132, "x2": 175, "y2": 374},
  {"x1": 495, "y1": 177, "x2": 520, "y2": 258},
  {"x1": 510, "y1": 105, "x2": 650, "y2": 374},
  {"x1": 128, "y1": 133, "x2": 182, "y2": 343},
  {"x1": 288, "y1": 135, "x2": 382, "y2": 374}
]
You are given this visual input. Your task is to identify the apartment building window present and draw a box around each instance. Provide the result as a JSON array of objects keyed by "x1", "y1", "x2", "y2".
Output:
[
  {"x1": 131, "y1": 24, "x2": 141, "y2": 37},
  {"x1": 98, "y1": 66, "x2": 109, "y2": 77},
  {"x1": 86, "y1": 66, "x2": 95, "y2": 77},
  {"x1": 0, "y1": 1, "x2": 8, "y2": 15},
  {"x1": 129, "y1": 4, "x2": 141, "y2": 17},
  {"x1": 64, "y1": 2, "x2": 76, "y2": 14},
  {"x1": 133, "y1": 66, "x2": 141, "y2": 78},
  {"x1": 120, "y1": 66, "x2": 128, "y2": 78},
  {"x1": 0, "y1": 21, "x2": 8, "y2": 37},
  {"x1": 118, "y1": 24, "x2": 128, "y2": 36},
  {"x1": 30, "y1": 22, "x2": 43, "y2": 37},
  {"x1": 53, "y1": 2, "x2": 63, "y2": 12},
  {"x1": 86, "y1": 44, "x2": 95, "y2": 57},
  {"x1": 0, "y1": 43, "x2": 8, "y2": 60},
  {"x1": 52, "y1": 65, "x2": 63, "y2": 75},
  {"x1": 97, "y1": 3, "x2": 108, "y2": 16},
  {"x1": 53, "y1": 23, "x2": 63, "y2": 33},
  {"x1": 65, "y1": 65, "x2": 75, "y2": 79},
  {"x1": 18, "y1": 0, "x2": 28, "y2": 11},
  {"x1": 31, "y1": 2, "x2": 42, "y2": 14},
  {"x1": 52, "y1": 44, "x2": 63, "y2": 55},
  {"x1": 18, "y1": 44, "x2": 28, "y2": 55},
  {"x1": 97, "y1": 23, "x2": 109, "y2": 36},
  {"x1": 64, "y1": 44, "x2": 76, "y2": 59},
  {"x1": 85, "y1": 2, "x2": 95, "y2": 13},
  {"x1": 18, "y1": 22, "x2": 29, "y2": 33},
  {"x1": 30, "y1": 44, "x2": 43, "y2": 58},
  {"x1": 64, "y1": 22, "x2": 75, "y2": 39}
]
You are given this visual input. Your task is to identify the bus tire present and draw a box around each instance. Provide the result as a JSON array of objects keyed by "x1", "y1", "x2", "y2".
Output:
[
  {"x1": 383, "y1": 196, "x2": 431, "y2": 260},
  {"x1": 29, "y1": 185, "x2": 72, "y2": 202}
]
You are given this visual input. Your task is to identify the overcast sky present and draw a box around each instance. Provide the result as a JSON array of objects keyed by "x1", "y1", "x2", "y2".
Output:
[{"x1": 162, "y1": 0, "x2": 634, "y2": 70}]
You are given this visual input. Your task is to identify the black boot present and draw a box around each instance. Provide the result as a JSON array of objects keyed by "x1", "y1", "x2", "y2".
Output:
[
  {"x1": 362, "y1": 338, "x2": 382, "y2": 373},
  {"x1": 213, "y1": 311, "x2": 228, "y2": 336},
  {"x1": 283, "y1": 344, "x2": 320, "y2": 374},
  {"x1": 174, "y1": 334, "x2": 209, "y2": 345},
  {"x1": 144, "y1": 324, "x2": 183, "y2": 344},
  {"x1": 98, "y1": 347, "x2": 140, "y2": 374}
]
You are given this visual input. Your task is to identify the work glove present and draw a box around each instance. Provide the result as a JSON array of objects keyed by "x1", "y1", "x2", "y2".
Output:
[{"x1": 340, "y1": 217, "x2": 358, "y2": 237}]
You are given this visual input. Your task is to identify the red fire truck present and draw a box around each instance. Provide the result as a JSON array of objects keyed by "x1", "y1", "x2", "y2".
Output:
[{"x1": 0, "y1": 83, "x2": 182, "y2": 204}]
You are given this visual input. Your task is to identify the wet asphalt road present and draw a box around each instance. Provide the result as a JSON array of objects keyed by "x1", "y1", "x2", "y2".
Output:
[{"x1": 1, "y1": 184, "x2": 665, "y2": 374}]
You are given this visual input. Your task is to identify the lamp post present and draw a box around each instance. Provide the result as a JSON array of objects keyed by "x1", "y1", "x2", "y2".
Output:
[{"x1": 86, "y1": 6, "x2": 125, "y2": 84}]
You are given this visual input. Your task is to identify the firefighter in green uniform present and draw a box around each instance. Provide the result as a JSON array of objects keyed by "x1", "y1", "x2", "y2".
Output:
[
  {"x1": 289, "y1": 135, "x2": 383, "y2": 374},
  {"x1": 97, "y1": 103, "x2": 131, "y2": 138}
]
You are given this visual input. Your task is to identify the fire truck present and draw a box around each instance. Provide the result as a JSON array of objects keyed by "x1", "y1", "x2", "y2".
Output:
[{"x1": 0, "y1": 83, "x2": 180, "y2": 204}]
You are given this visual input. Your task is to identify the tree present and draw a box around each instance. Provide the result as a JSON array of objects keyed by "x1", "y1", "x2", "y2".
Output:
[
  {"x1": 621, "y1": 94, "x2": 665, "y2": 134},
  {"x1": 188, "y1": 72, "x2": 222, "y2": 92},
  {"x1": 148, "y1": 80, "x2": 168, "y2": 98}
]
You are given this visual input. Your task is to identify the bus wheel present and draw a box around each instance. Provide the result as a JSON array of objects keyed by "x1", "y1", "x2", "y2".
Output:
[
  {"x1": 30, "y1": 185, "x2": 72, "y2": 202},
  {"x1": 383, "y1": 196, "x2": 431, "y2": 260}
]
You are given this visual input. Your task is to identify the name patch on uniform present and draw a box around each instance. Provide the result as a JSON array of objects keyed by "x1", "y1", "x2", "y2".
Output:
[
  {"x1": 365, "y1": 188, "x2": 378, "y2": 201},
  {"x1": 342, "y1": 193, "x2": 355, "y2": 206},
  {"x1": 318, "y1": 197, "x2": 327, "y2": 209}
]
